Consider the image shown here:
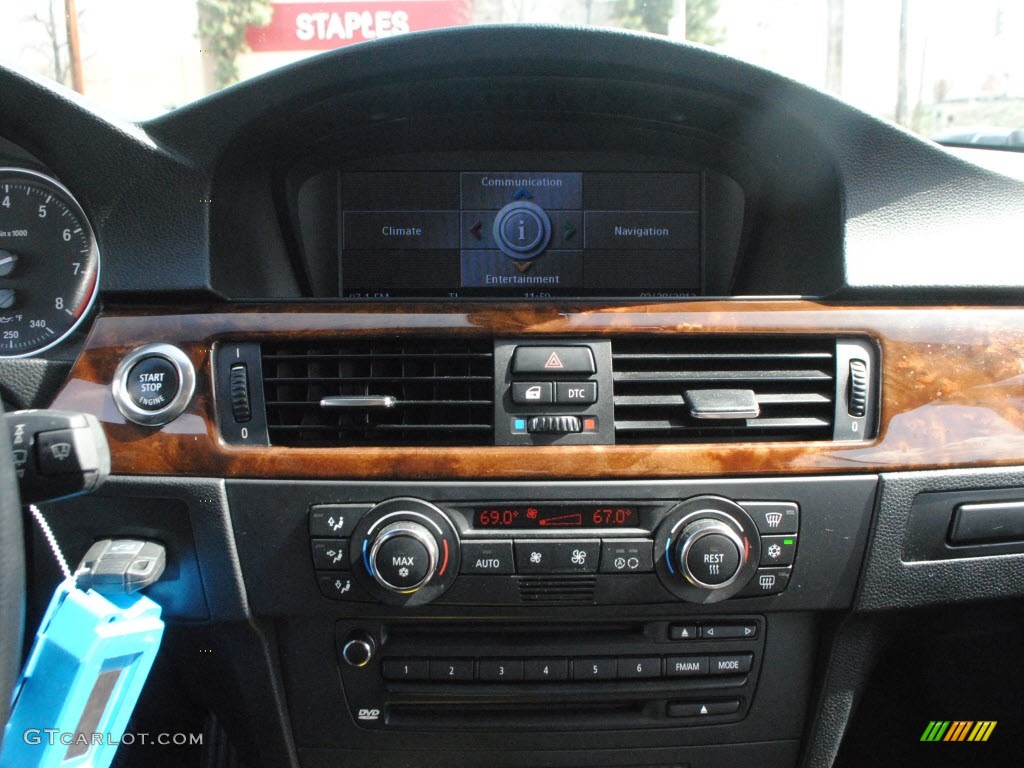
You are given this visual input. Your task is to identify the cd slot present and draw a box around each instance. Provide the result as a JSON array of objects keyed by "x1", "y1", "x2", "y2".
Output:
[
  {"x1": 383, "y1": 621, "x2": 648, "y2": 647},
  {"x1": 387, "y1": 700, "x2": 653, "y2": 730}
]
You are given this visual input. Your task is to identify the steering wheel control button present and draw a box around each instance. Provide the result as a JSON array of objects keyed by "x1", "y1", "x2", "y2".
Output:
[
  {"x1": 512, "y1": 345, "x2": 596, "y2": 375},
  {"x1": 460, "y1": 541, "x2": 515, "y2": 575},
  {"x1": 599, "y1": 540, "x2": 654, "y2": 573},
  {"x1": 759, "y1": 535, "x2": 797, "y2": 566},
  {"x1": 710, "y1": 653, "x2": 753, "y2": 676},
  {"x1": 371, "y1": 524, "x2": 435, "y2": 592},
  {"x1": 492, "y1": 200, "x2": 552, "y2": 259},
  {"x1": 126, "y1": 356, "x2": 179, "y2": 411},
  {"x1": 666, "y1": 656, "x2": 709, "y2": 677},
  {"x1": 112, "y1": 343, "x2": 196, "y2": 427},
  {"x1": 684, "y1": 533, "x2": 741, "y2": 586},
  {"x1": 511, "y1": 381, "x2": 553, "y2": 404},
  {"x1": 317, "y1": 572, "x2": 372, "y2": 602},
  {"x1": 311, "y1": 538, "x2": 349, "y2": 570},
  {"x1": 741, "y1": 501, "x2": 800, "y2": 535},
  {"x1": 738, "y1": 567, "x2": 791, "y2": 597},
  {"x1": 35, "y1": 429, "x2": 82, "y2": 476},
  {"x1": 527, "y1": 415, "x2": 582, "y2": 434},
  {"x1": 554, "y1": 381, "x2": 597, "y2": 405},
  {"x1": 514, "y1": 540, "x2": 600, "y2": 574}
]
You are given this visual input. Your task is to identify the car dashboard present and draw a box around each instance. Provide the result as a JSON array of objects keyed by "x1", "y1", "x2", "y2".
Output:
[{"x1": 2, "y1": 25, "x2": 1024, "y2": 768}]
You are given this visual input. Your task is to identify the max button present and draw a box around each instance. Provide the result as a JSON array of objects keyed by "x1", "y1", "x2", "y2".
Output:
[{"x1": 460, "y1": 541, "x2": 515, "y2": 574}]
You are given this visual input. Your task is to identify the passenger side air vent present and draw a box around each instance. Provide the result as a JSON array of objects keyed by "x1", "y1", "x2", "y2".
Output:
[
  {"x1": 261, "y1": 339, "x2": 494, "y2": 446},
  {"x1": 611, "y1": 337, "x2": 840, "y2": 444}
]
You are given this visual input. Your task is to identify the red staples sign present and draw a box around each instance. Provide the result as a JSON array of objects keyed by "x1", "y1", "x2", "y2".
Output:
[{"x1": 246, "y1": 1, "x2": 470, "y2": 51}]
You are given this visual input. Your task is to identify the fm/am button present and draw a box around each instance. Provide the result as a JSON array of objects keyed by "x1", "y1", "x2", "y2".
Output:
[{"x1": 460, "y1": 541, "x2": 515, "y2": 575}]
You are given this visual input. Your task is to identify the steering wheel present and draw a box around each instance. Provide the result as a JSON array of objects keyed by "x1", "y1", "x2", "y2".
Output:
[{"x1": 0, "y1": 401, "x2": 25, "y2": 735}]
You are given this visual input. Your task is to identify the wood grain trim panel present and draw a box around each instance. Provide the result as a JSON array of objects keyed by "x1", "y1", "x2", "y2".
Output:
[{"x1": 52, "y1": 301, "x2": 1024, "y2": 479}]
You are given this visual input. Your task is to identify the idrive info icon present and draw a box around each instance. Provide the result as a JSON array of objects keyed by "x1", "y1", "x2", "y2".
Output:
[{"x1": 920, "y1": 721, "x2": 997, "y2": 742}]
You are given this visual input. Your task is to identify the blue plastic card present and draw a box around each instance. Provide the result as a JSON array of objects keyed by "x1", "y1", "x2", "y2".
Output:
[{"x1": 1, "y1": 578, "x2": 164, "y2": 768}]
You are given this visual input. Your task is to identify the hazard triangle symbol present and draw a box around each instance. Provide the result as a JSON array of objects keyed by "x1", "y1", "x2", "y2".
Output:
[
  {"x1": 700, "y1": 705, "x2": 708, "y2": 715},
  {"x1": 544, "y1": 352, "x2": 564, "y2": 369}
]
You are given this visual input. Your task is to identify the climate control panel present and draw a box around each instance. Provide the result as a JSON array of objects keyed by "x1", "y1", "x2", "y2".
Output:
[{"x1": 308, "y1": 495, "x2": 798, "y2": 607}]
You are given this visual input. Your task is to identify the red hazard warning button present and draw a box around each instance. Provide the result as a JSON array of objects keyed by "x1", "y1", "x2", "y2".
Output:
[{"x1": 512, "y1": 346, "x2": 596, "y2": 375}]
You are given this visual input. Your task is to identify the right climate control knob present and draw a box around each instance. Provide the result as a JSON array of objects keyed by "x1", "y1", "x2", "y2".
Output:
[{"x1": 655, "y1": 496, "x2": 762, "y2": 603}]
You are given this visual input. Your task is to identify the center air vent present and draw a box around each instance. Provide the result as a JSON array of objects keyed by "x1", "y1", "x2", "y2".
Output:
[
  {"x1": 261, "y1": 339, "x2": 494, "y2": 446},
  {"x1": 611, "y1": 338, "x2": 841, "y2": 444}
]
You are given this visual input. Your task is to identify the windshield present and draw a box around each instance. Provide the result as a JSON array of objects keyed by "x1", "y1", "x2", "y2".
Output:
[{"x1": 1, "y1": 0, "x2": 1022, "y2": 146}]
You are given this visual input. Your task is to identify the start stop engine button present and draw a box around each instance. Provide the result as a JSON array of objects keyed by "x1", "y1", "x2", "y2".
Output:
[
  {"x1": 112, "y1": 343, "x2": 196, "y2": 427},
  {"x1": 126, "y1": 356, "x2": 179, "y2": 411}
]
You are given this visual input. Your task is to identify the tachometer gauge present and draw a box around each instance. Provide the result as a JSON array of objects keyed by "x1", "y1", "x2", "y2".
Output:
[{"x1": 0, "y1": 168, "x2": 100, "y2": 357}]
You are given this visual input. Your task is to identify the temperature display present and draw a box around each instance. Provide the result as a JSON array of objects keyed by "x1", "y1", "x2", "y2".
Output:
[{"x1": 473, "y1": 504, "x2": 638, "y2": 529}]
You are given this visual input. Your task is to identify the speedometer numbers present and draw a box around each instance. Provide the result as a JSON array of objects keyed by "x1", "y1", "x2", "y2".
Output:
[{"x1": 0, "y1": 168, "x2": 100, "y2": 357}]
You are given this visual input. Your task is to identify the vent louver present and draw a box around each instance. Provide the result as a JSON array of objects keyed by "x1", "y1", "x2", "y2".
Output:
[
  {"x1": 261, "y1": 339, "x2": 494, "y2": 446},
  {"x1": 611, "y1": 338, "x2": 836, "y2": 444}
]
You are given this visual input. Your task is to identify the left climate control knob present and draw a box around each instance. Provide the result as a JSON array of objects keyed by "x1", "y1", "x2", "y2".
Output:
[{"x1": 350, "y1": 498, "x2": 461, "y2": 607}]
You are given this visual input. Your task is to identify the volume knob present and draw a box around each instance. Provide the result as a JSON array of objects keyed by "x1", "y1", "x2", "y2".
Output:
[{"x1": 368, "y1": 520, "x2": 440, "y2": 593}]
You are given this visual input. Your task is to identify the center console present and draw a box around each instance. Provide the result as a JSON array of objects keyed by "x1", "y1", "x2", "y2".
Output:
[{"x1": 226, "y1": 474, "x2": 877, "y2": 763}]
